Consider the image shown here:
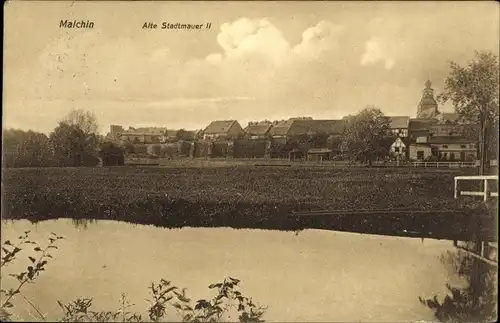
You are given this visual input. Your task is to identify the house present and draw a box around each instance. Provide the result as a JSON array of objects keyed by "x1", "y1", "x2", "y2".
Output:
[
  {"x1": 428, "y1": 136, "x2": 477, "y2": 161},
  {"x1": 408, "y1": 136, "x2": 477, "y2": 161},
  {"x1": 203, "y1": 120, "x2": 244, "y2": 141},
  {"x1": 244, "y1": 123, "x2": 273, "y2": 139},
  {"x1": 408, "y1": 118, "x2": 438, "y2": 138},
  {"x1": 428, "y1": 112, "x2": 466, "y2": 137},
  {"x1": 389, "y1": 137, "x2": 414, "y2": 160},
  {"x1": 286, "y1": 119, "x2": 346, "y2": 138},
  {"x1": 109, "y1": 125, "x2": 124, "y2": 138},
  {"x1": 269, "y1": 119, "x2": 295, "y2": 139},
  {"x1": 163, "y1": 130, "x2": 179, "y2": 141},
  {"x1": 119, "y1": 127, "x2": 167, "y2": 144},
  {"x1": 307, "y1": 148, "x2": 332, "y2": 162},
  {"x1": 387, "y1": 116, "x2": 410, "y2": 137},
  {"x1": 286, "y1": 119, "x2": 346, "y2": 151},
  {"x1": 409, "y1": 143, "x2": 434, "y2": 161}
]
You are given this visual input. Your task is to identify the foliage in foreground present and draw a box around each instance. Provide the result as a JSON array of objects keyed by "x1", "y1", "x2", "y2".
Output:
[
  {"x1": 419, "y1": 244, "x2": 498, "y2": 323},
  {"x1": 0, "y1": 232, "x2": 266, "y2": 322}
]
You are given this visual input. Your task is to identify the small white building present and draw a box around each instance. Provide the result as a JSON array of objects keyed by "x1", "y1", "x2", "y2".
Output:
[{"x1": 389, "y1": 137, "x2": 409, "y2": 160}]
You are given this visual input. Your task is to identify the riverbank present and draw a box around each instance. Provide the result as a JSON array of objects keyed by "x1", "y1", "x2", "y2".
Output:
[{"x1": 2, "y1": 166, "x2": 496, "y2": 240}]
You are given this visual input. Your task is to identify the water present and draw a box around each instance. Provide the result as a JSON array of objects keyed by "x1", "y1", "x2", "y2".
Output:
[{"x1": 1, "y1": 219, "x2": 461, "y2": 322}]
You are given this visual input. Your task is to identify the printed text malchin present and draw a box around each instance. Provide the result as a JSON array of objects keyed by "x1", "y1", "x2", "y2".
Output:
[{"x1": 59, "y1": 20, "x2": 95, "y2": 29}]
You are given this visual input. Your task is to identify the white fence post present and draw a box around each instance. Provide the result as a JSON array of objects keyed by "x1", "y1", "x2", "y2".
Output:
[
  {"x1": 484, "y1": 179, "x2": 488, "y2": 202},
  {"x1": 454, "y1": 176, "x2": 498, "y2": 202}
]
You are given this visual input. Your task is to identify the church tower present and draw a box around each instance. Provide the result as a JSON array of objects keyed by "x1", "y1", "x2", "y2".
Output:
[{"x1": 417, "y1": 80, "x2": 439, "y2": 118}]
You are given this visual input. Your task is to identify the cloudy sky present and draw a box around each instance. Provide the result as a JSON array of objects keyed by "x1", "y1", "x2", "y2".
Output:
[{"x1": 3, "y1": 1, "x2": 499, "y2": 134}]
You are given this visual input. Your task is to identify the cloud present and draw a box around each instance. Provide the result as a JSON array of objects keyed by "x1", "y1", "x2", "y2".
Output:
[
  {"x1": 360, "y1": 37, "x2": 395, "y2": 70},
  {"x1": 292, "y1": 20, "x2": 345, "y2": 60},
  {"x1": 216, "y1": 18, "x2": 291, "y2": 64}
]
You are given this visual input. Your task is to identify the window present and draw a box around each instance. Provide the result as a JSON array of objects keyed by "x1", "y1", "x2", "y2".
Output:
[
  {"x1": 394, "y1": 147, "x2": 400, "y2": 153},
  {"x1": 417, "y1": 151, "x2": 424, "y2": 160},
  {"x1": 460, "y1": 145, "x2": 466, "y2": 149},
  {"x1": 442, "y1": 145, "x2": 448, "y2": 148}
]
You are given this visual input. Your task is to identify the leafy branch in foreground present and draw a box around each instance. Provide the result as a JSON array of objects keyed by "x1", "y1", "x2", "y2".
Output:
[
  {"x1": 0, "y1": 231, "x2": 64, "y2": 321},
  {"x1": 1, "y1": 232, "x2": 266, "y2": 322},
  {"x1": 58, "y1": 277, "x2": 266, "y2": 322}
]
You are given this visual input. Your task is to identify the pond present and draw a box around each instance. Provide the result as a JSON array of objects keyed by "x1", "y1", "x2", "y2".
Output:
[{"x1": 1, "y1": 219, "x2": 461, "y2": 322}]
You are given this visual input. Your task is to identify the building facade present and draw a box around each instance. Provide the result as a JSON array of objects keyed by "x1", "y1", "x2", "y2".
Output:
[{"x1": 203, "y1": 120, "x2": 244, "y2": 141}]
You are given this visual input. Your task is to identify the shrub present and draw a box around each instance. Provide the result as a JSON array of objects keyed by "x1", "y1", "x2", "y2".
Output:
[{"x1": 99, "y1": 142, "x2": 125, "y2": 166}]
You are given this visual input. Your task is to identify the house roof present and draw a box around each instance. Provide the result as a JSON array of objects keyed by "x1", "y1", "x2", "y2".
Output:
[
  {"x1": 270, "y1": 119, "x2": 295, "y2": 136},
  {"x1": 401, "y1": 137, "x2": 416, "y2": 146},
  {"x1": 165, "y1": 130, "x2": 178, "y2": 137},
  {"x1": 409, "y1": 118, "x2": 438, "y2": 132},
  {"x1": 122, "y1": 127, "x2": 167, "y2": 135},
  {"x1": 388, "y1": 116, "x2": 410, "y2": 129},
  {"x1": 287, "y1": 119, "x2": 346, "y2": 136},
  {"x1": 121, "y1": 131, "x2": 164, "y2": 136},
  {"x1": 409, "y1": 143, "x2": 432, "y2": 148},
  {"x1": 244, "y1": 124, "x2": 272, "y2": 136},
  {"x1": 203, "y1": 120, "x2": 238, "y2": 134},
  {"x1": 391, "y1": 137, "x2": 416, "y2": 146},
  {"x1": 428, "y1": 136, "x2": 475, "y2": 144}
]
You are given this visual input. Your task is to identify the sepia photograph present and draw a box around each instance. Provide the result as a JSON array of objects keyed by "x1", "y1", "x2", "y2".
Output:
[{"x1": 1, "y1": 0, "x2": 499, "y2": 322}]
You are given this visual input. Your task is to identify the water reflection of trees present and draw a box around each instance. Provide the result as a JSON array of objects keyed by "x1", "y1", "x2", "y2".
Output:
[
  {"x1": 71, "y1": 218, "x2": 97, "y2": 230},
  {"x1": 419, "y1": 243, "x2": 497, "y2": 322}
]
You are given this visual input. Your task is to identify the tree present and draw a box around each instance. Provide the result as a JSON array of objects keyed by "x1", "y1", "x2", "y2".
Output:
[
  {"x1": 99, "y1": 142, "x2": 125, "y2": 166},
  {"x1": 2, "y1": 129, "x2": 54, "y2": 167},
  {"x1": 49, "y1": 122, "x2": 100, "y2": 167},
  {"x1": 62, "y1": 109, "x2": 99, "y2": 135},
  {"x1": 176, "y1": 129, "x2": 193, "y2": 141},
  {"x1": 340, "y1": 107, "x2": 391, "y2": 167},
  {"x1": 63, "y1": 109, "x2": 99, "y2": 135},
  {"x1": 438, "y1": 51, "x2": 499, "y2": 175},
  {"x1": 149, "y1": 144, "x2": 163, "y2": 157},
  {"x1": 122, "y1": 141, "x2": 135, "y2": 155}
]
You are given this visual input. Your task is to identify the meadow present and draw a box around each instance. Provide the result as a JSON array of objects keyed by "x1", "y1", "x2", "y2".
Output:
[{"x1": 1, "y1": 166, "x2": 496, "y2": 240}]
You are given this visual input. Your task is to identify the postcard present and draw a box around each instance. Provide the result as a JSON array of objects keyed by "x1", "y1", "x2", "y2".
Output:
[{"x1": 2, "y1": 1, "x2": 498, "y2": 322}]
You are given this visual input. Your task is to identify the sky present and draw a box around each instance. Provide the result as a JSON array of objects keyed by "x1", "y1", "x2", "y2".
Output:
[{"x1": 3, "y1": 0, "x2": 499, "y2": 134}]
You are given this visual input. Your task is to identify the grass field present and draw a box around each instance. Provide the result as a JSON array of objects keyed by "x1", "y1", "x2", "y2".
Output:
[{"x1": 1, "y1": 166, "x2": 496, "y2": 240}]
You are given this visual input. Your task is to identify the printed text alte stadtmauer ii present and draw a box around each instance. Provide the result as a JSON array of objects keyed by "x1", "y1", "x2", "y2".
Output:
[{"x1": 142, "y1": 22, "x2": 212, "y2": 30}]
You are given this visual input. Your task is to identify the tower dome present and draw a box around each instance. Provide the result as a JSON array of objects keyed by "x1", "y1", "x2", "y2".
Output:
[{"x1": 417, "y1": 80, "x2": 439, "y2": 118}]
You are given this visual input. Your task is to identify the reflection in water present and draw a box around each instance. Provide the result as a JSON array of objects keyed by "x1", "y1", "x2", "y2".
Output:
[
  {"x1": 71, "y1": 218, "x2": 97, "y2": 230},
  {"x1": 1, "y1": 219, "x2": 460, "y2": 322}
]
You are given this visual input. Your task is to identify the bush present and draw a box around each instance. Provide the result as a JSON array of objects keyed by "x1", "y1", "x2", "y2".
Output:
[
  {"x1": 148, "y1": 144, "x2": 162, "y2": 157},
  {"x1": 99, "y1": 142, "x2": 125, "y2": 166},
  {"x1": 133, "y1": 145, "x2": 148, "y2": 155}
]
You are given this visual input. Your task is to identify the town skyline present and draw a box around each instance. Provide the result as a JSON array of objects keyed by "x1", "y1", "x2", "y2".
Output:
[{"x1": 3, "y1": 1, "x2": 499, "y2": 135}]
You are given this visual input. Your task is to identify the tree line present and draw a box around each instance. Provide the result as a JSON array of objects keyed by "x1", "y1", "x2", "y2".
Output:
[{"x1": 3, "y1": 110, "x2": 124, "y2": 168}]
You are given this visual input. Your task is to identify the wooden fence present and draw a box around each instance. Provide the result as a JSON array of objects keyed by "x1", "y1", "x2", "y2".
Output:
[{"x1": 413, "y1": 161, "x2": 477, "y2": 168}]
